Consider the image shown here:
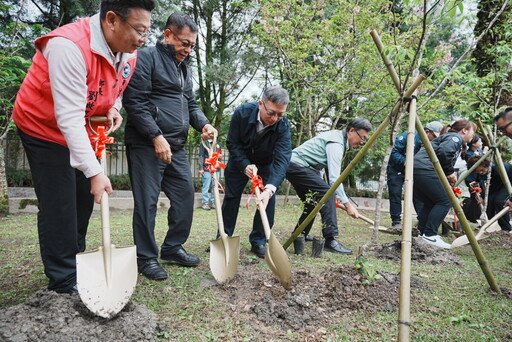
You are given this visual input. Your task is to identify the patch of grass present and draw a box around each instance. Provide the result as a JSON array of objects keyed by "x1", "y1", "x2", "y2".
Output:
[{"x1": 0, "y1": 205, "x2": 511, "y2": 341}]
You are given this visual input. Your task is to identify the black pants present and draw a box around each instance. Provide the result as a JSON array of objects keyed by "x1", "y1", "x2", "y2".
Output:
[
  {"x1": 127, "y1": 145, "x2": 194, "y2": 259},
  {"x1": 387, "y1": 171, "x2": 404, "y2": 222},
  {"x1": 413, "y1": 172, "x2": 451, "y2": 236},
  {"x1": 487, "y1": 187, "x2": 511, "y2": 231},
  {"x1": 387, "y1": 169, "x2": 424, "y2": 223},
  {"x1": 286, "y1": 162, "x2": 338, "y2": 238},
  {"x1": 19, "y1": 130, "x2": 94, "y2": 293},
  {"x1": 221, "y1": 163, "x2": 275, "y2": 246}
]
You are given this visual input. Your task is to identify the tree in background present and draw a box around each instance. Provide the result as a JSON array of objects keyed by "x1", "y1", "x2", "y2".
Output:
[
  {"x1": 254, "y1": 0, "x2": 394, "y2": 144},
  {"x1": 0, "y1": 0, "x2": 100, "y2": 30},
  {"x1": 472, "y1": 0, "x2": 511, "y2": 110},
  {"x1": 0, "y1": 1, "x2": 33, "y2": 215}
]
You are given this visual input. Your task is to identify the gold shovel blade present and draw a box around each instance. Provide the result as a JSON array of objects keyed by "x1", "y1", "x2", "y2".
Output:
[
  {"x1": 265, "y1": 233, "x2": 292, "y2": 290},
  {"x1": 76, "y1": 245, "x2": 137, "y2": 319},
  {"x1": 209, "y1": 235, "x2": 240, "y2": 284}
]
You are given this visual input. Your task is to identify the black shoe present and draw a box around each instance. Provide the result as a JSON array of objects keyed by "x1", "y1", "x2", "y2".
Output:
[
  {"x1": 55, "y1": 285, "x2": 78, "y2": 295},
  {"x1": 304, "y1": 235, "x2": 314, "y2": 242},
  {"x1": 251, "y1": 244, "x2": 266, "y2": 259},
  {"x1": 161, "y1": 247, "x2": 201, "y2": 267},
  {"x1": 138, "y1": 259, "x2": 168, "y2": 280},
  {"x1": 324, "y1": 238, "x2": 352, "y2": 255}
]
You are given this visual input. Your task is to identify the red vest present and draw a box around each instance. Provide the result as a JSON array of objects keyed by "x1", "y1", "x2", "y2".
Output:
[{"x1": 13, "y1": 17, "x2": 137, "y2": 146}]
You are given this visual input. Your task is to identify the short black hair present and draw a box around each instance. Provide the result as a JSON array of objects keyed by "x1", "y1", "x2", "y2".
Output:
[
  {"x1": 494, "y1": 107, "x2": 512, "y2": 123},
  {"x1": 100, "y1": 0, "x2": 156, "y2": 21},
  {"x1": 165, "y1": 12, "x2": 199, "y2": 33}
]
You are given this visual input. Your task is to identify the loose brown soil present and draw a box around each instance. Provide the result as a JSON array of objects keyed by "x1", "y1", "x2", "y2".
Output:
[
  {"x1": 367, "y1": 237, "x2": 463, "y2": 265},
  {"x1": 0, "y1": 290, "x2": 162, "y2": 341},
  {"x1": 213, "y1": 264, "x2": 426, "y2": 341},
  {"x1": 479, "y1": 230, "x2": 512, "y2": 248}
]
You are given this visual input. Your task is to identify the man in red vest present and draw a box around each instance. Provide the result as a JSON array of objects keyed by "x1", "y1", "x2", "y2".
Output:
[{"x1": 12, "y1": 0, "x2": 155, "y2": 294}]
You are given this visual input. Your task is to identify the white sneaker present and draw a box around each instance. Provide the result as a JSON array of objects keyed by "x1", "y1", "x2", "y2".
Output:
[{"x1": 420, "y1": 234, "x2": 452, "y2": 249}]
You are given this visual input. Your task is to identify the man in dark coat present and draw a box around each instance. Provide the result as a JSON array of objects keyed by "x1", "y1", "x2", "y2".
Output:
[
  {"x1": 222, "y1": 86, "x2": 292, "y2": 258},
  {"x1": 123, "y1": 13, "x2": 217, "y2": 280}
]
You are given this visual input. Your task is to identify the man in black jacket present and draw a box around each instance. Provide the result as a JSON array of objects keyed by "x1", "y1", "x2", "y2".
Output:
[
  {"x1": 123, "y1": 13, "x2": 216, "y2": 280},
  {"x1": 222, "y1": 86, "x2": 292, "y2": 258}
]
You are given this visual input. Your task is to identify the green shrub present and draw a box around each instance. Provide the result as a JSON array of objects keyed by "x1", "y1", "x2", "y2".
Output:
[
  {"x1": 109, "y1": 174, "x2": 131, "y2": 190},
  {"x1": 6, "y1": 168, "x2": 33, "y2": 187}
]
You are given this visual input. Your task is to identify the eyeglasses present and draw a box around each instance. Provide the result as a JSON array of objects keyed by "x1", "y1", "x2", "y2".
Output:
[
  {"x1": 261, "y1": 101, "x2": 285, "y2": 118},
  {"x1": 355, "y1": 129, "x2": 368, "y2": 143},
  {"x1": 116, "y1": 13, "x2": 149, "y2": 40},
  {"x1": 171, "y1": 30, "x2": 196, "y2": 50},
  {"x1": 497, "y1": 121, "x2": 512, "y2": 134}
]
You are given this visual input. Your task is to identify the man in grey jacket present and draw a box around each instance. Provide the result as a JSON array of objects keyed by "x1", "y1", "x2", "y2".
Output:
[
  {"x1": 286, "y1": 118, "x2": 372, "y2": 254},
  {"x1": 123, "y1": 13, "x2": 216, "y2": 280}
]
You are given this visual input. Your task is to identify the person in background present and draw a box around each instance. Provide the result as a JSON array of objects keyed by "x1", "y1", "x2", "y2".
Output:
[
  {"x1": 464, "y1": 156, "x2": 512, "y2": 232},
  {"x1": 464, "y1": 134, "x2": 487, "y2": 161},
  {"x1": 462, "y1": 156, "x2": 491, "y2": 223},
  {"x1": 493, "y1": 107, "x2": 512, "y2": 233},
  {"x1": 386, "y1": 121, "x2": 443, "y2": 228},
  {"x1": 199, "y1": 139, "x2": 221, "y2": 210},
  {"x1": 123, "y1": 13, "x2": 217, "y2": 280},
  {"x1": 11, "y1": 0, "x2": 155, "y2": 294},
  {"x1": 286, "y1": 118, "x2": 372, "y2": 255},
  {"x1": 413, "y1": 119, "x2": 476, "y2": 249},
  {"x1": 221, "y1": 86, "x2": 292, "y2": 258}
]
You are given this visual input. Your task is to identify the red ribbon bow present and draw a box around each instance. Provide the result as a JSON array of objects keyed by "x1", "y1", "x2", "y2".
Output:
[
  {"x1": 470, "y1": 187, "x2": 482, "y2": 193},
  {"x1": 452, "y1": 186, "x2": 462, "y2": 197},
  {"x1": 246, "y1": 175, "x2": 265, "y2": 209},
  {"x1": 91, "y1": 126, "x2": 114, "y2": 158},
  {"x1": 204, "y1": 150, "x2": 226, "y2": 173},
  {"x1": 335, "y1": 196, "x2": 342, "y2": 208}
]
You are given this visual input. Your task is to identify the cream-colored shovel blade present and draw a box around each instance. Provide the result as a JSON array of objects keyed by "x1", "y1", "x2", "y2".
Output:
[
  {"x1": 209, "y1": 235, "x2": 240, "y2": 284},
  {"x1": 76, "y1": 245, "x2": 137, "y2": 319},
  {"x1": 265, "y1": 233, "x2": 292, "y2": 290}
]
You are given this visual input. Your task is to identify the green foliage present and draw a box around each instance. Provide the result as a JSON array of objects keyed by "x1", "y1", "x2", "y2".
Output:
[
  {"x1": 354, "y1": 255, "x2": 382, "y2": 283},
  {"x1": 6, "y1": 168, "x2": 32, "y2": 187},
  {"x1": 109, "y1": 174, "x2": 131, "y2": 190}
]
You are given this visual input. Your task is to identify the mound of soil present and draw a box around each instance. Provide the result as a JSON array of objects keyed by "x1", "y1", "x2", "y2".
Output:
[
  {"x1": 0, "y1": 290, "x2": 161, "y2": 342},
  {"x1": 215, "y1": 264, "x2": 426, "y2": 339},
  {"x1": 479, "y1": 230, "x2": 512, "y2": 248},
  {"x1": 367, "y1": 237, "x2": 462, "y2": 265}
]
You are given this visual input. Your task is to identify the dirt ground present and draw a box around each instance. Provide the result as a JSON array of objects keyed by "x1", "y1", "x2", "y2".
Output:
[
  {"x1": 0, "y1": 290, "x2": 162, "y2": 341},
  {"x1": 479, "y1": 230, "x2": 512, "y2": 248},
  {"x1": 212, "y1": 263, "x2": 428, "y2": 341},
  {"x1": 367, "y1": 236, "x2": 463, "y2": 265},
  {"x1": 0, "y1": 234, "x2": 502, "y2": 342}
]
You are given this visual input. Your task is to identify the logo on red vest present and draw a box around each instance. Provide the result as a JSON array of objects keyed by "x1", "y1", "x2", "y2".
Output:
[{"x1": 122, "y1": 64, "x2": 131, "y2": 79}]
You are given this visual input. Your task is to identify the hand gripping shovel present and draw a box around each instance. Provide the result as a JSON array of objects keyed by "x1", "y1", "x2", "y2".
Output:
[
  {"x1": 76, "y1": 124, "x2": 137, "y2": 319},
  {"x1": 204, "y1": 138, "x2": 240, "y2": 283},
  {"x1": 451, "y1": 207, "x2": 508, "y2": 248},
  {"x1": 254, "y1": 184, "x2": 292, "y2": 290},
  {"x1": 336, "y1": 200, "x2": 391, "y2": 233}
]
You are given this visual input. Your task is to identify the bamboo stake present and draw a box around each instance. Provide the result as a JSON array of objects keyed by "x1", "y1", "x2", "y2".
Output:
[
  {"x1": 414, "y1": 117, "x2": 501, "y2": 294},
  {"x1": 397, "y1": 90, "x2": 417, "y2": 342},
  {"x1": 282, "y1": 76, "x2": 426, "y2": 250},
  {"x1": 477, "y1": 119, "x2": 512, "y2": 195}
]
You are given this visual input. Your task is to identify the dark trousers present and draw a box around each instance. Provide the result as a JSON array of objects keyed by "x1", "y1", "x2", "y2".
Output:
[
  {"x1": 487, "y1": 187, "x2": 512, "y2": 231},
  {"x1": 413, "y1": 172, "x2": 451, "y2": 236},
  {"x1": 221, "y1": 163, "x2": 275, "y2": 246},
  {"x1": 387, "y1": 170, "x2": 424, "y2": 223},
  {"x1": 127, "y1": 145, "x2": 194, "y2": 259},
  {"x1": 387, "y1": 171, "x2": 404, "y2": 222},
  {"x1": 286, "y1": 162, "x2": 338, "y2": 238},
  {"x1": 19, "y1": 130, "x2": 94, "y2": 293}
]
